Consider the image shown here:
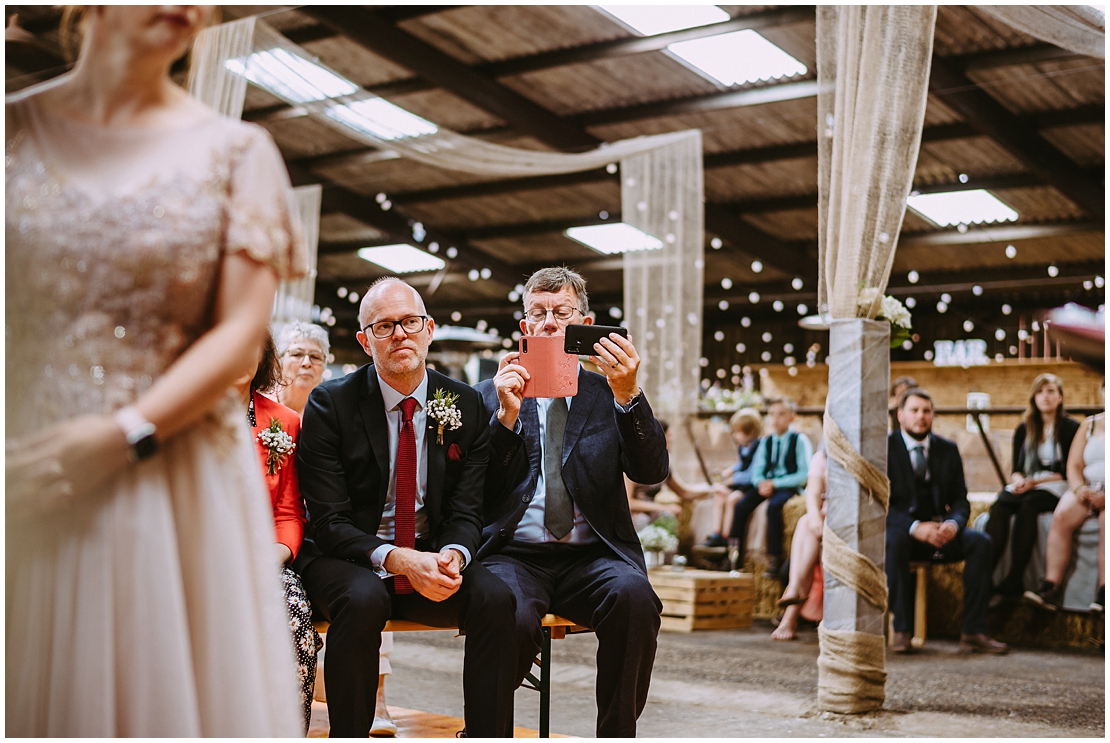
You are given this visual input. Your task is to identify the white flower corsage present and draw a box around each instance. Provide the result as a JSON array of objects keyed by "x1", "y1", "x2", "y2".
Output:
[
  {"x1": 258, "y1": 418, "x2": 296, "y2": 475},
  {"x1": 427, "y1": 388, "x2": 463, "y2": 445}
]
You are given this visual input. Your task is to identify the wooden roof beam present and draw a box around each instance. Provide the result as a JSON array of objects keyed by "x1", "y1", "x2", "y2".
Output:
[
  {"x1": 928, "y1": 54, "x2": 1104, "y2": 218},
  {"x1": 301, "y1": 5, "x2": 601, "y2": 151}
]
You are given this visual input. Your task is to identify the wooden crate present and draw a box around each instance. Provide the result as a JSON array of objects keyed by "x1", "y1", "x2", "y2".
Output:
[{"x1": 648, "y1": 568, "x2": 754, "y2": 632}]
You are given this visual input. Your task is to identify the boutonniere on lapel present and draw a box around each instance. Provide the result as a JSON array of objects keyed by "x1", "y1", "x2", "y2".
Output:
[
  {"x1": 258, "y1": 418, "x2": 296, "y2": 475},
  {"x1": 427, "y1": 388, "x2": 463, "y2": 445}
]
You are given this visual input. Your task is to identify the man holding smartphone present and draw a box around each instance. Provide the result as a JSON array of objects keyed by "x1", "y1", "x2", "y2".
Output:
[{"x1": 473, "y1": 266, "x2": 669, "y2": 737}]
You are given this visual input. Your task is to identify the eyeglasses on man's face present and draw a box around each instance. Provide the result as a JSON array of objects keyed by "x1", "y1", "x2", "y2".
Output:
[
  {"x1": 524, "y1": 306, "x2": 580, "y2": 323},
  {"x1": 363, "y1": 314, "x2": 429, "y2": 339},
  {"x1": 285, "y1": 349, "x2": 327, "y2": 366}
]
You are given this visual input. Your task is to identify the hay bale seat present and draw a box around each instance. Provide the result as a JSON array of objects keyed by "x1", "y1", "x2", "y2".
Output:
[{"x1": 312, "y1": 614, "x2": 588, "y2": 737}]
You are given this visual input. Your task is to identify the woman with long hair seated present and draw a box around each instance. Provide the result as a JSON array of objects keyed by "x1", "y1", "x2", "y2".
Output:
[
  {"x1": 985, "y1": 373, "x2": 1079, "y2": 601},
  {"x1": 233, "y1": 331, "x2": 321, "y2": 734},
  {"x1": 1025, "y1": 394, "x2": 1105, "y2": 613},
  {"x1": 772, "y1": 448, "x2": 826, "y2": 640}
]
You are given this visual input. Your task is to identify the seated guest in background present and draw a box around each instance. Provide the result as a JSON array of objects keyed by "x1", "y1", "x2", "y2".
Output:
[
  {"x1": 699, "y1": 408, "x2": 763, "y2": 548},
  {"x1": 729, "y1": 398, "x2": 812, "y2": 577},
  {"x1": 889, "y1": 376, "x2": 917, "y2": 431},
  {"x1": 294, "y1": 278, "x2": 517, "y2": 737},
  {"x1": 986, "y1": 373, "x2": 1078, "y2": 601},
  {"x1": 626, "y1": 419, "x2": 721, "y2": 531},
  {"x1": 476, "y1": 266, "x2": 667, "y2": 737},
  {"x1": 773, "y1": 447, "x2": 827, "y2": 641},
  {"x1": 276, "y1": 321, "x2": 331, "y2": 417},
  {"x1": 886, "y1": 388, "x2": 1008, "y2": 654},
  {"x1": 1026, "y1": 399, "x2": 1105, "y2": 613},
  {"x1": 233, "y1": 331, "x2": 320, "y2": 735}
]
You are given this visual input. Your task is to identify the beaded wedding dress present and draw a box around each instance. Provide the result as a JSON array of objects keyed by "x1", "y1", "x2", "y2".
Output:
[{"x1": 5, "y1": 91, "x2": 305, "y2": 736}]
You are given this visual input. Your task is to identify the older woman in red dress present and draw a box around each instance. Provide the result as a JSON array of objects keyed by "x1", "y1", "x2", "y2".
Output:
[{"x1": 233, "y1": 331, "x2": 321, "y2": 735}]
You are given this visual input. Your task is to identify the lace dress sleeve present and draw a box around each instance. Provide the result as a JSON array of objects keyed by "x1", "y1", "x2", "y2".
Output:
[{"x1": 226, "y1": 124, "x2": 307, "y2": 280}]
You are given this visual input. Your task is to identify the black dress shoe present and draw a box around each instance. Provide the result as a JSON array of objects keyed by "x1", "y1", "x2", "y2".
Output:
[
  {"x1": 890, "y1": 631, "x2": 914, "y2": 653},
  {"x1": 1090, "y1": 585, "x2": 1104, "y2": 614},
  {"x1": 763, "y1": 555, "x2": 783, "y2": 579}
]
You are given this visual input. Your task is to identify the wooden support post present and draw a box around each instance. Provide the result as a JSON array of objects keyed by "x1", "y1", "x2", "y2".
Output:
[{"x1": 823, "y1": 319, "x2": 889, "y2": 666}]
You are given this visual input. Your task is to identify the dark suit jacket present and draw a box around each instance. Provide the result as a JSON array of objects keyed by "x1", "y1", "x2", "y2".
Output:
[
  {"x1": 474, "y1": 368, "x2": 670, "y2": 572},
  {"x1": 887, "y1": 430, "x2": 970, "y2": 535},
  {"x1": 1011, "y1": 416, "x2": 1080, "y2": 478},
  {"x1": 293, "y1": 364, "x2": 491, "y2": 572}
]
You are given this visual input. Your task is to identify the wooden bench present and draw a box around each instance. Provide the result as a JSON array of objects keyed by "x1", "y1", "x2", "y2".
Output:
[{"x1": 313, "y1": 614, "x2": 587, "y2": 737}]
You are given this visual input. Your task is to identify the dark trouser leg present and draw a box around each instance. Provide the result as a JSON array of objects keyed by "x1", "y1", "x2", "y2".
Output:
[
  {"x1": 912, "y1": 529, "x2": 992, "y2": 635},
  {"x1": 957, "y1": 529, "x2": 992, "y2": 634},
  {"x1": 764, "y1": 488, "x2": 798, "y2": 559},
  {"x1": 552, "y1": 546, "x2": 662, "y2": 738},
  {"x1": 1001, "y1": 489, "x2": 1060, "y2": 593},
  {"x1": 392, "y1": 562, "x2": 518, "y2": 737},
  {"x1": 885, "y1": 525, "x2": 915, "y2": 633},
  {"x1": 727, "y1": 487, "x2": 763, "y2": 554},
  {"x1": 298, "y1": 557, "x2": 389, "y2": 738},
  {"x1": 985, "y1": 489, "x2": 1021, "y2": 573},
  {"x1": 483, "y1": 547, "x2": 558, "y2": 692}
]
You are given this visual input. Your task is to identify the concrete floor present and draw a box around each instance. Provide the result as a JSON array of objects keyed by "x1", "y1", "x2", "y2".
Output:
[{"x1": 378, "y1": 621, "x2": 1104, "y2": 737}]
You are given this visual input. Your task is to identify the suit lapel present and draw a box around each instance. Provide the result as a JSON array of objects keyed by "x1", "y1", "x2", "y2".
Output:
[
  {"x1": 561, "y1": 368, "x2": 599, "y2": 465},
  {"x1": 359, "y1": 367, "x2": 391, "y2": 504},
  {"x1": 425, "y1": 370, "x2": 447, "y2": 520},
  {"x1": 520, "y1": 397, "x2": 541, "y2": 475}
]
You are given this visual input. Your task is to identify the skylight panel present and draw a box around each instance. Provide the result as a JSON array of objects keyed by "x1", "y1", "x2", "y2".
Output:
[
  {"x1": 225, "y1": 48, "x2": 358, "y2": 104},
  {"x1": 668, "y1": 30, "x2": 807, "y2": 86},
  {"x1": 906, "y1": 190, "x2": 1019, "y2": 228},
  {"x1": 597, "y1": 5, "x2": 730, "y2": 36},
  {"x1": 357, "y1": 244, "x2": 446, "y2": 273},
  {"x1": 326, "y1": 98, "x2": 439, "y2": 141},
  {"x1": 565, "y1": 223, "x2": 664, "y2": 255}
]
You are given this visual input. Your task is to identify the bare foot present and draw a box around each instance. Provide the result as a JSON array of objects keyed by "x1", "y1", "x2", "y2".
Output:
[{"x1": 771, "y1": 606, "x2": 800, "y2": 641}]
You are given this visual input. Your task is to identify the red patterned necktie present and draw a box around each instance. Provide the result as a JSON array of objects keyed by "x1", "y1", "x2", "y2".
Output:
[{"x1": 393, "y1": 397, "x2": 418, "y2": 594}]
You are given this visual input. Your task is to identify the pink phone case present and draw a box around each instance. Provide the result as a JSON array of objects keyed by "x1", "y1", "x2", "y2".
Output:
[{"x1": 520, "y1": 335, "x2": 579, "y2": 398}]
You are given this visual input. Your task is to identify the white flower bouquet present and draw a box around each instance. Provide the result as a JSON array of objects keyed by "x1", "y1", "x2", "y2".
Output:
[
  {"x1": 859, "y1": 287, "x2": 912, "y2": 348},
  {"x1": 637, "y1": 524, "x2": 679, "y2": 553}
]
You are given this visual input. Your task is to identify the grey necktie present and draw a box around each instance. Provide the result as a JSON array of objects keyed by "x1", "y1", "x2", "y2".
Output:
[
  {"x1": 544, "y1": 398, "x2": 574, "y2": 539},
  {"x1": 910, "y1": 445, "x2": 927, "y2": 479}
]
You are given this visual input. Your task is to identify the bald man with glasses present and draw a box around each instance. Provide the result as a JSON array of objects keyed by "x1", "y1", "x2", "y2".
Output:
[{"x1": 293, "y1": 277, "x2": 518, "y2": 737}]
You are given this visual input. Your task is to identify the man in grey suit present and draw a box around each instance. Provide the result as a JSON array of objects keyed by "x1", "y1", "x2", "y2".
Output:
[{"x1": 474, "y1": 267, "x2": 669, "y2": 737}]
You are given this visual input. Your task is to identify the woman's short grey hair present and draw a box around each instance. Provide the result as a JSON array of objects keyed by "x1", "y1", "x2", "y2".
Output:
[{"x1": 277, "y1": 321, "x2": 330, "y2": 357}]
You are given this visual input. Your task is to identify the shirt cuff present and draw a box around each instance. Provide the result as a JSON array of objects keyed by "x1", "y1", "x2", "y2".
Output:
[
  {"x1": 441, "y1": 544, "x2": 471, "y2": 570},
  {"x1": 500, "y1": 418, "x2": 522, "y2": 434},
  {"x1": 944, "y1": 519, "x2": 959, "y2": 530},
  {"x1": 613, "y1": 392, "x2": 641, "y2": 414},
  {"x1": 908, "y1": 520, "x2": 921, "y2": 536},
  {"x1": 370, "y1": 544, "x2": 397, "y2": 577}
]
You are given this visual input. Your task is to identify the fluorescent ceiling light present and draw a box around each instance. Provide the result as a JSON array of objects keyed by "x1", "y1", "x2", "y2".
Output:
[
  {"x1": 357, "y1": 244, "x2": 446, "y2": 273},
  {"x1": 225, "y1": 48, "x2": 357, "y2": 103},
  {"x1": 597, "y1": 5, "x2": 730, "y2": 36},
  {"x1": 326, "y1": 98, "x2": 439, "y2": 141},
  {"x1": 565, "y1": 223, "x2": 664, "y2": 254},
  {"x1": 669, "y1": 30, "x2": 807, "y2": 85},
  {"x1": 906, "y1": 190, "x2": 1019, "y2": 227}
]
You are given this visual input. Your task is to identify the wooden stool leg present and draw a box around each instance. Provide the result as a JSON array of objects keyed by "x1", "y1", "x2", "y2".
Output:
[
  {"x1": 539, "y1": 626, "x2": 552, "y2": 738},
  {"x1": 912, "y1": 565, "x2": 927, "y2": 648}
]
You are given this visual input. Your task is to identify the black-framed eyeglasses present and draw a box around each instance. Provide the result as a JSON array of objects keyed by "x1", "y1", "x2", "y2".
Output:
[
  {"x1": 362, "y1": 315, "x2": 429, "y2": 339},
  {"x1": 524, "y1": 306, "x2": 580, "y2": 323}
]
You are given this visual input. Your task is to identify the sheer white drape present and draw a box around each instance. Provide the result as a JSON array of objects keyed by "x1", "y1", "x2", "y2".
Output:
[
  {"x1": 189, "y1": 17, "x2": 319, "y2": 325},
  {"x1": 977, "y1": 5, "x2": 1105, "y2": 59},
  {"x1": 622, "y1": 132, "x2": 704, "y2": 421},
  {"x1": 193, "y1": 19, "x2": 704, "y2": 413},
  {"x1": 816, "y1": 5, "x2": 938, "y2": 714}
]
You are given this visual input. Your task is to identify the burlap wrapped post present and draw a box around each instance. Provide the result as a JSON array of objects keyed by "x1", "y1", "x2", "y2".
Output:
[{"x1": 816, "y1": 6, "x2": 937, "y2": 714}]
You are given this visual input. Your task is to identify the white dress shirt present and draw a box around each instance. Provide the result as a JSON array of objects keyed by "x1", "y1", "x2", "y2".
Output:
[{"x1": 370, "y1": 371, "x2": 471, "y2": 572}]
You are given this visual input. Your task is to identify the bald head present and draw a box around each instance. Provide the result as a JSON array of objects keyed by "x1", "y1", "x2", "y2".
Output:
[{"x1": 358, "y1": 277, "x2": 427, "y2": 330}]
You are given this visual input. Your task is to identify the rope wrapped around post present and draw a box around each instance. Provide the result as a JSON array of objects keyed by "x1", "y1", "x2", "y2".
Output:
[{"x1": 818, "y1": 412, "x2": 890, "y2": 712}]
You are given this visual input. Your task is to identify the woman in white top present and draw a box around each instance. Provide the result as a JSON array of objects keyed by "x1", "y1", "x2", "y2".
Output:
[
  {"x1": 985, "y1": 374, "x2": 1080, "y2": 599},
  {"x1": 1026, "y1": 393, "x2": 1105, "y2": 613}
]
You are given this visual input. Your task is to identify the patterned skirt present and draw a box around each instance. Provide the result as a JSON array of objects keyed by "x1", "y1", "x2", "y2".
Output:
[{"x1": 281, "y1": 566, "x2": 323, "y2": 735}]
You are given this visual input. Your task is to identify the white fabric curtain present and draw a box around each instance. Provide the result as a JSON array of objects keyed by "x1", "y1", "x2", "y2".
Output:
[
  {"x1": 189, "y1": 17, "x2": 319, "y2": 325},
  {"x1": 192, "y1": 18, "x2": 706, "y2": 416},
  {"x1": 817, "y1": 5, "x2": 937, "y2": 320},
  {"x1": 977, "y1": 5, "x2": 1105, "y2": 59}
]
